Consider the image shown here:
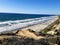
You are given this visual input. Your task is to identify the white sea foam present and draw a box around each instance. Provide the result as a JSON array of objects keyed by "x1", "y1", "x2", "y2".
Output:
[{"x1": 0, "y1": 16, "x2": 55, "y2": 27}]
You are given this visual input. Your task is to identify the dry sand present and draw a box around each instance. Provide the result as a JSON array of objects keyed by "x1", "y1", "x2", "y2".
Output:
[{"x1": 17, "y1": 30, "x2": 45, "y2": 40}]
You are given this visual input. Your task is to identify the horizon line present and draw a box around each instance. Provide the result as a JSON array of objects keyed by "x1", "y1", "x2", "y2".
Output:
[{"x1": 0, "y1": 12, "x2": 58, "y2": 15}]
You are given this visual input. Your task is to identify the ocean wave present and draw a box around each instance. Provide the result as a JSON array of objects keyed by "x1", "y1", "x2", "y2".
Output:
[{"x1": 0, "y1": 16, "x2": 55, "y2": 27}]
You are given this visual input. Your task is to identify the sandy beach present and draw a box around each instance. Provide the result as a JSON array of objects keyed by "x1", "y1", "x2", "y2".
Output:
[{"x1": 21, "y1": 16, "x2": 58, "y2": 33}]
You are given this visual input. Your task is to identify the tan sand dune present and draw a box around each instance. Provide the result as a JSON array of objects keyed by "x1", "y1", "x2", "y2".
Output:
[{"x1": 17, "y1": 30, "x2": 45, "y2": 40}]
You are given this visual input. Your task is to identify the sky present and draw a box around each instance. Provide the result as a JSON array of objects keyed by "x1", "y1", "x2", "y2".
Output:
[{"x1": 0, "y1": 0, "x2": 60, "y2": 14}]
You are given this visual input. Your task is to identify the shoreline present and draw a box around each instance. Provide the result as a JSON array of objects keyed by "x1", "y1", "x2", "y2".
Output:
[{"x1": 0, "y1": 16, "x2": 59, "y2": 34}]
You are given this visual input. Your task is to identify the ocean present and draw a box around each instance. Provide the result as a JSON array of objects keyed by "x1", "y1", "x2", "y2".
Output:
[{"x1": 0, "y1": 13, "x2": 54, "y2": 22}]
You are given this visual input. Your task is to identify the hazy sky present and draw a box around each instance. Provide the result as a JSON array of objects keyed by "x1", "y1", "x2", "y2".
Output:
[{"x1": 0, "y1": 0, "x2": 60, "y2": 14}]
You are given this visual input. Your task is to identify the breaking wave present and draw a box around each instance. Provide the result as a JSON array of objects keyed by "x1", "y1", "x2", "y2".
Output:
[{"x1": 0, "y1": 16, "x2": 55, "y2": 27}]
